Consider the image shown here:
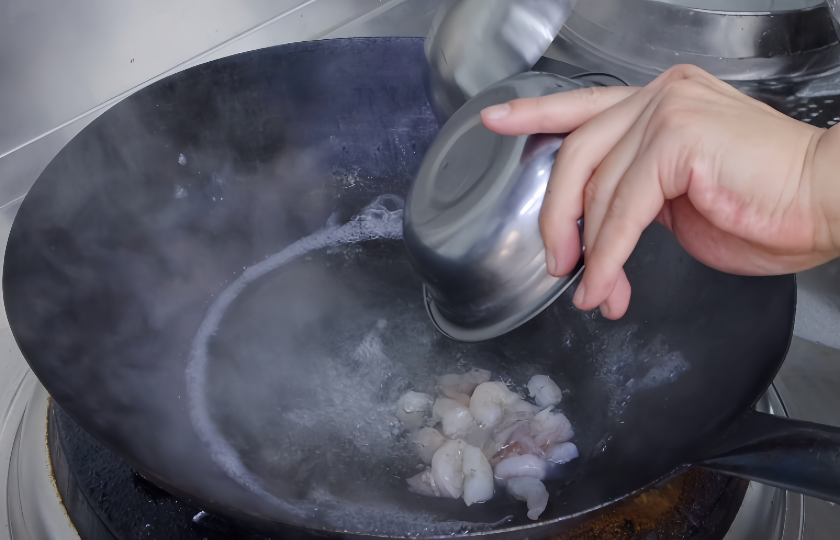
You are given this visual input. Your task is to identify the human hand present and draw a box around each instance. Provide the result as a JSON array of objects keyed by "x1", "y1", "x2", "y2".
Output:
[{"x1": 481, "y1": 65, "x2": 840, "y2": 320}]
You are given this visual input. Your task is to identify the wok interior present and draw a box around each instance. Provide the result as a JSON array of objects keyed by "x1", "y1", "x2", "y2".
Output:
[{"x1": 202, "y1": 220, "x2": 795, "y2": 532}]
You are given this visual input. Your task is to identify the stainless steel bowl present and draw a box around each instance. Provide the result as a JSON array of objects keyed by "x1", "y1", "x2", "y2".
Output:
[{"x1": 404, "y1": 71, "x2": 588, "y2": 342}]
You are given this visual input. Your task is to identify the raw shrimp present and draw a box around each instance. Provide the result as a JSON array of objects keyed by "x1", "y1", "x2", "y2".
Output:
[
  {"x1": 497, "y1": 421, "x2": 541, "y2": 458},
  {"x1": 531, "y1": 407, "x2": 574, "y2": 447},
  {"x1": 506, "y1": 476, "x2": 549, "y2": 520},
  {"x1": 433, "y1": 398, "x2": 475, "y2": 438},
  {"x1": 407, "y1": 467, "x2": 441, "y2": 497},
  {"x1": 431, "y1": 439, "x2": 468, "y2": 498},
  {"x1": 493, "y1": 454, "x2": 548, "y2": 480},
  {"x1": 399, "y1": 369, "x2": 576, "y2": 522},
  {"x1": 470, "y1": 382, "x2": 521, "y2": 429},
  {"x1": 527, "y1": 375, "x2": 563, "y2": 408},
  {"x1": 411, "y1": 427, "x2": 446, "y2": 464},
  {"x1": 545, "y1": 442, "x2": 579, "y2": 464},
  {"x1": 438, "y1": 368, "x2": 491, "y2": 405},
  {"x1": 397, "y1": 391, "x2": 433, "y2": 431},
  {"x1": 462, "y1": 445, "x2": 494, "y2": 506}
]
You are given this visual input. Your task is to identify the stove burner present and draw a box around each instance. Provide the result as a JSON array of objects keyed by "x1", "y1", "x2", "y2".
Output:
[
  {"x1": 48, "y1": 402, "x2": 264, "y2": 540},
  {"x1": 48, "y1": 401, "x2": 747, "y2": 540}
]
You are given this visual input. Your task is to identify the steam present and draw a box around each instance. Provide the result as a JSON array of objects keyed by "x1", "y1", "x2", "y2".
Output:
[{"x1": 185, "y1": 195, "x2": 405, "y2": 518}]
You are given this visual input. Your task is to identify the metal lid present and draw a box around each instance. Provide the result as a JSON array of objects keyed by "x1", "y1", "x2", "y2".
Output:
[{"x1": 404, "y1": 71, "x2": 586, "y2": 342}]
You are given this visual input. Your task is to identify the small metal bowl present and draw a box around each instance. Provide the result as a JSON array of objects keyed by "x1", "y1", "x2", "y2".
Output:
[{"x1": 404, "y1": 71, "x2": 589, "y2": 342}]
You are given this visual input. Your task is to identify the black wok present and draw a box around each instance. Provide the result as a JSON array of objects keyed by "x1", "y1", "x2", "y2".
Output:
[{"x1": 5, "y1": 38, "x2": 840, "y2": 539}]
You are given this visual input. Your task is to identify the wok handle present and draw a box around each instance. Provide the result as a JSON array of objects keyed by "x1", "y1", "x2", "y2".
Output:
[{"x1": 698, "y1": 410, "x2": 840, "y2": 504}]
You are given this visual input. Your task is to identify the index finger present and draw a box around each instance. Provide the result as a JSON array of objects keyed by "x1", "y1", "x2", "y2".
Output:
[{"x1": 480, "y1": 85, "x2": 639, "y2": 136}]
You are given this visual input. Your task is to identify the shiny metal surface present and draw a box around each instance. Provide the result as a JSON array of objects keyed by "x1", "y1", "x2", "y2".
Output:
[
  {"x1": 0, "y1": 0, "x2": 425, "y2": 161},
  {"x1": 6, "y1": 377, "x2": 79, "y2": 540},
  {"x1": 550, "y1": 0, "x2": 840, "y2": 85},
  {"x1": 424, "y1": 0, "x2": 577, "y2": 123},
  {"x1": 828, "y1": 0, "x2": 840, "y2": 40},
  {"x1": 658, "y1": 0, "x2": 823, "y2": 9},
  {"x1": 405, "y1": 72, "x2": 584, "y2": 342}
]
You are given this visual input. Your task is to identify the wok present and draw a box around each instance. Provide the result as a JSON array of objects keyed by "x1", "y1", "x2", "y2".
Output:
[{"x1": 5, "y1": 37, "x2": 840, "y2": 539}]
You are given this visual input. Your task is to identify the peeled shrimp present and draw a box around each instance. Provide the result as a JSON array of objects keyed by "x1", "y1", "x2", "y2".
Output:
[
  {"x1": 407, "y1": 467, "x2": 441, "y2": 497},
  {"x1": 438, "y1": 368, "x2": 491, "y2": 405},
  {"x1": 397, "y1": 391, "x2": 433, "y2": 431},
  {"x1": 530, "y1": 407, "x2": 574, "y2": 447},
  {"x1": 432, "y1": 398, "x2": 475, "y2": 438},
  {"x1": 462, "y1": 445, "x2": 494, "y2": 506},
  {"x1": 411, "y1": 427, "x2": 446, "y2": 464},
  {"x1": 470, "y1": 382, "x2": 521, "y2": 429},
  {"x1": 493, "y1": 454, "x2": 548, "y2": 480},
  {"x1": 506, "y1": 476, "x2": 549, "y2": 520},
  {"x1": 498, "y1": 421, "x2": 541, "y2": 458},
  {"x1": 527, "y1": 375, "x2": 563, "y2": 408},
  {"x1": 545, "y1": 442, "x2": 579, "y2": 464},
  {"x1": 431, "y1": 439, "x2": 468, "y2": 498}
]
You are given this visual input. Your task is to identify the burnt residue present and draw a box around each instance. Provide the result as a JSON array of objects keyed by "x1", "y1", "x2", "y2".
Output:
[{"x1": 553, "y1": 470, "x2": 747, "y2": 540}]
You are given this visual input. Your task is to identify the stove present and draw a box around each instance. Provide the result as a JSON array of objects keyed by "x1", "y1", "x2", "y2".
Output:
[{"x1": 0, "y1": 1, "x2": 838, "y2": 539}]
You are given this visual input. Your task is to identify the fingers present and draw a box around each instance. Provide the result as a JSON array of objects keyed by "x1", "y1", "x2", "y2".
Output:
[
  {"x1": 580, "y1": 96, "x2": 661, "y2": 260},
  {"x1": 599, "y1": 269, "x2": 631, "y2": 320},
  {"x1": 480, "y1": 86, "x2": 639, "y2": 136},
  {"x1": 575, "y1": 147, "x2": 667, "y2": 313},
  {"x1": 540, "y1": 85, "x2": 660, "y2": 277}
]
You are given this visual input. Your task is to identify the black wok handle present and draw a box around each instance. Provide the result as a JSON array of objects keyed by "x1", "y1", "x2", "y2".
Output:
[{"x1": 698, "y1": 410, "x2": 840, "y2": 504}]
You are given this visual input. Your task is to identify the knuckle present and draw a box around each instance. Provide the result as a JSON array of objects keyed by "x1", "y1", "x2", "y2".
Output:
[
  {"x1": 582, "y1": 179, "x2": 602, "y2": 207},
  {"x1": 661, "y1": 78, "x2": 705, "y2": 101},
  {"x1": 575, "y1": 86, "x2": 603, "y2": 108},
  {"x1": 606, "y1": 195, "x2": 629, "y2": 220},
  {"x1": 650, "y1": 98, "x2": 699, "y2": 134},
  {"x1": 662, "y1": 64, "x2": 706, "y2": 82}
]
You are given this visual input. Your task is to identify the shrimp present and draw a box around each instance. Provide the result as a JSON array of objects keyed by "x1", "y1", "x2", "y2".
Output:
[
  {"x1": 411, "y1": 427, "x2": 446, "y2": 464},
  {"x1": 432, "y1": 397, "x2": 475, "y2": 438},
  {"x1": 493, "y1": 454, "x2": 548, "y2": 481},
  {"x1": 462, "y1": 445, "x2": 494, "y2": 506},
  {"x1": 438, "y1": 368, "x2": 491, "y2": 405},
  {"x1": 407, "y1": 467, "x2": 441, "y2": 497},
  {"x1": 530, "y1": 407, "x2": 574, "y2": 447},
  {"x1": 470, "y1": 382, "x2": 521, "y2": 429},
  {"x1": 397, "y1": 391, "x2": 433, "y2": 431},
  {"x1": 498, "y1": 421, "x2": 541, "y2": 458},
  {"x1": 431, "y1": 439, "x2": 468, "y2": 499},
  {"x1": 506, "y1": 476, "x2": 549, "y2": 520},
  {"x1": 545, "y1": 442, "x2": 579, "y2": 464},
  {"x1": 527, "y1": 375, "x2": 563, "y2": 408}
]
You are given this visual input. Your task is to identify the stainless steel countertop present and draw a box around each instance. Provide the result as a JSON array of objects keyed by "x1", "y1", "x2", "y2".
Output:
[{"x1": 0, "y1": 1, "x2": 838, "y2": 538}]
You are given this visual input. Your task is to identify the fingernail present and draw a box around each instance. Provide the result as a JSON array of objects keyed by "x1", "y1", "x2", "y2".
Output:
[
  {"x1": 545, "y1": 250, "x2": 557, "y2": 276},
  {"x1": 599, "y1": 302, "x2": 610, "y2": 318},
  {"x1": 482, "y1": 103, "x2": 511, "y2": 120},
  {"x1": 573, "y1": 282, "x2": 586, "y2": 308}
]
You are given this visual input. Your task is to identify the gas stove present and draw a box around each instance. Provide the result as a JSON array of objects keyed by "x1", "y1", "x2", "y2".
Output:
[{"x1": 1, "y1": 1, "x2": 839, "y2": 539}]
